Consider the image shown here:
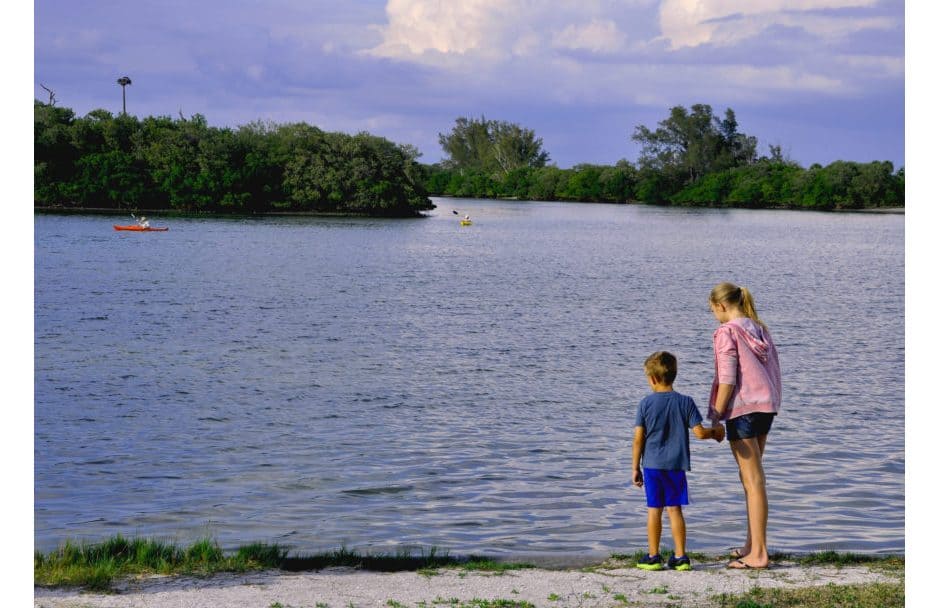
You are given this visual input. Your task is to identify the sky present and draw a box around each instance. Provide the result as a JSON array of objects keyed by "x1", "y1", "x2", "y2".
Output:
[{"x1": 31, "y1": 0, "x2": 905, "y2": 169}]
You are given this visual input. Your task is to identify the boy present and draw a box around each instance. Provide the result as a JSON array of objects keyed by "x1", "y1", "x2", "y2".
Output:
[{"x1": 632, "y1": 351, "x2": 724, "y2": 571}]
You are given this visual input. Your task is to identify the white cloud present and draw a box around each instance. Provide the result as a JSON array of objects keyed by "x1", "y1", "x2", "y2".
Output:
[
  {"x1": 525, "y1": 60, "x2": 852, "y2": 109},
  {"x1": 365, "y1": 0, "x2": 638, "y2": 64},
  {"x1": 356, "y1": 0, "x2": 899, "y2": 113},
  {"x1": 511, "y1": 31, "x2": 542, "y2": 57},
  {"x1": 658, "y1": 0, "x2": 889, "y2": 50},
  {"x1": 716, "y1": 64, "x2": 844, "y2": 93},
  {"x1": 367, "y1": 0, "x2": 523, "y2": 60},
  {"x1": 833, "y1": 54, "x2": 904, "y2": 79},
  {"x1": 552, "y1": 19, "x2": 625, "y2": 54}
]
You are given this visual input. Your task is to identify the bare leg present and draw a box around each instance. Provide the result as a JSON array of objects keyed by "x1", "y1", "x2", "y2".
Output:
[
  {"x1": 647, "y1": 507, "x2": 663, "y2": 556},
  {"x1": 666, "y1": 506, "x2": 686, "y2": 556},
  {"x1": 732, "y1": 434, "x2": 767, "y2": 558},
  {"x1": 729, "y1": 436, "x2": 770, "y2": 568}
]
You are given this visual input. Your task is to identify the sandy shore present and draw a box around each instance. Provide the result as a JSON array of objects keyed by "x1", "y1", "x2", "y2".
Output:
[{"x1": 34, "y1": 558, "x2": 901, "y2": 608}]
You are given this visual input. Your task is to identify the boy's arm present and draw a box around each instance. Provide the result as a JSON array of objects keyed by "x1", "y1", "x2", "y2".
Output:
[
  {"x1": 692, "y1": 423, "x2": 725, "y2": 442},
  {"x1": 632, "y1": 426, "x2": 645, "y2": 486}
]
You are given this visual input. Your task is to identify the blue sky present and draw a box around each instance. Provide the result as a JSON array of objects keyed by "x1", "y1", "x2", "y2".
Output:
[{"x1": 32, "y1": 0, "x2": 905, "y2": 169}]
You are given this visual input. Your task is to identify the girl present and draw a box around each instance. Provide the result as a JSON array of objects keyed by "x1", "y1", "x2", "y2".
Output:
[{"x1": 708, "y1": 282, "x2": 782, "y2": 569}]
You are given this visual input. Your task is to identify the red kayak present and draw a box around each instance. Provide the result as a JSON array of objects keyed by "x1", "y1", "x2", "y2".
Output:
[{"x1": 113, "y1": 225, "x2": 169, "y2": 232}]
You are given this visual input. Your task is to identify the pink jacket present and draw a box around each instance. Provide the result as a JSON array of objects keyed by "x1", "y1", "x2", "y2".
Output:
[{"x1": 708, "y1": 317, "x2": 782, "y2": 421}]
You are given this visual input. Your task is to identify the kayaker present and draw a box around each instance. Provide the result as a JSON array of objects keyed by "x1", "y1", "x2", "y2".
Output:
[{"x1": 137, "y1": 216, "x2": 150, "y2": 228}]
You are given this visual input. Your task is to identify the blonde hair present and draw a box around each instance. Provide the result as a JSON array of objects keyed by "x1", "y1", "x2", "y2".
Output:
[
  {"x1": 709, "y1": 282, "x2": 766, "y2": 329},
  {"x1": 644, "y1": 351, "x2": 677, "y2": 384}
]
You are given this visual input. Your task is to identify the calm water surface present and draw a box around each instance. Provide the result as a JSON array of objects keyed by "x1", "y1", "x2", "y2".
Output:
[{"x1": 34, "y1": 199, "x2": 904, "y2": 559}]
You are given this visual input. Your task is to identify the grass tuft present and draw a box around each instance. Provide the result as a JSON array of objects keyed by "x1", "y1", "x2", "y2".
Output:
[
  {"x1": 37, "y1": 536, "x2": 311, "y2": 589},
  {"x1": 281, "y1": 546, "x2": 461, "y2": 572},
  {"x1": 462, "y1": 601, "x2": 535, "y2": 608},
  {"x1": 458, "y1": 557, "x2": 535, "y2": 573},
  {"x1": 714, "y1": 582, "x2": 904, "y2": 608},
  {"x1": 236, "y1": 542, "x2": 290, "y2": 568},
  {"x1": 184, "y1": 538, "x2": 225, "y2": 567}
]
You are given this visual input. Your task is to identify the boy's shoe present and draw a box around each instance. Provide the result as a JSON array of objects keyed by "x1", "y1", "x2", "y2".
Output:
[
  {"x1": 668, "y1": 555, "x2": 692, "y2": 571},
  {"x1": 636, "y1": 554, "x2": 664, "y2": 571}
]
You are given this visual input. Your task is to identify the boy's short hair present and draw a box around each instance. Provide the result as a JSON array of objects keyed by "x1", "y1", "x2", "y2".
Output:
[{"x1": 644, "y1": 351, "x2": 677, "y2": 384}]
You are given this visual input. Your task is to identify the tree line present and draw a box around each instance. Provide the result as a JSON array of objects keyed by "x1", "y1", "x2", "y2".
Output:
[
  {"x1": 34, "y1": 102, "x2": 434, "y2": 216},
  {"x1": 427, "y1": 105, "x2": 904, "y2": 209},
  {"x1": 35, "y1": 101, "x2": 903, "y2": 214}
]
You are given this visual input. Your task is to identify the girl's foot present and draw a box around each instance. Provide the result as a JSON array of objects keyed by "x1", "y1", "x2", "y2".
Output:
[{"x1": 727, "y1": 558, "x2": 769, "y2": 569}]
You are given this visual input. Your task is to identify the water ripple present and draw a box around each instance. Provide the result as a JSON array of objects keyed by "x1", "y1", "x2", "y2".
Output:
[{"x1": 34, "y1": 204, "x2": 904, "y2": 557}]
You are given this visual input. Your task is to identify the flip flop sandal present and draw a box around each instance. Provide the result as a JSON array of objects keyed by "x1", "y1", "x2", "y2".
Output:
[
  {"x1": 727, "y1": 559, "x2": 768, "y2": 570},
  {"x1": 729, "y1": 548, "x2": 745, "y2": 559}
]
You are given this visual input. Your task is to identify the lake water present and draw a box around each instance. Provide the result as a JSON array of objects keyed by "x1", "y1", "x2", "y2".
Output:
[{"x1": 34, "y1": 199, "x2": 904, "y2": 560}]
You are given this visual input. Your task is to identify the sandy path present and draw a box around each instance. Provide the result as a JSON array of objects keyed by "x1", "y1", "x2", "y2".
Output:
[{"x1": 34, "y1": 560, "x2": 900, "y2": 608}]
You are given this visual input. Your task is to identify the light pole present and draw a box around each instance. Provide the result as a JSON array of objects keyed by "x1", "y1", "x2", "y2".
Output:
[{"x1": 117, "y1": 76, "x2": 132, "y2": 114}]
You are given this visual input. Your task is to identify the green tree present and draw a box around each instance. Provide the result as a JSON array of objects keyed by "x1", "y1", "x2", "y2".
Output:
[
  {"x1": 36, "y1": 102, "x2": 434, "y2": 216},
  {"x1": 850, "y1": 161, "x2": 897, "y2": 207},
  {"x1": 72, "y1": 150, "x2": 152, "y2": 208},
  {"x1": 560, "y1": 164, "x2": 603, "y2": 201},
  {"x1": 35, "y1": 101, "x2": 79, "y2": 205},
  {"x1": 439, "y1": 116, "x2": 549, "y2": 175},
  {"x1": 139, "y1": 114, "x2": 208, "y2": 210},
  {"x1": 596, "y1": 161, "x2": 637, "y2": 202},
  {"x1": 632, "y1": 104, "x2": 757, "y2": 184},
  {"x1": 528, "y1": 166, "x2": 568, "y2": 201}
]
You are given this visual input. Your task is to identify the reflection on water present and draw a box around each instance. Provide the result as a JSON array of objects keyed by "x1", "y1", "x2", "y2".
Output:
[{"x1": 35, "y1": 200, "x2": 904, "y2": 558}]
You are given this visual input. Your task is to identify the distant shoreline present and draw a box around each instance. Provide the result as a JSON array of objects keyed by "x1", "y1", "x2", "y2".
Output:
[
  {"x1": 835, "y1": 206, "x2": 904, "y2": 214},
  {"x1": 33, "y1": 206, "x2": 423, "y2": 219},
  {"x1": 34, "y1": 203, "x2": 905, "y2": 217}
]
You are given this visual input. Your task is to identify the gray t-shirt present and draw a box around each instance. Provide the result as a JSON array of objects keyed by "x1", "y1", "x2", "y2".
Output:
[{"x1": 634, "y1": 391, "x2": 703, "y2": 471}]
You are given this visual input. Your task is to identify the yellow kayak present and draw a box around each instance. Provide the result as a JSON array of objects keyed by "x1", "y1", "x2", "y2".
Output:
[{"x1": 460, "y1": 220, "x2": 472, "y2": 226}]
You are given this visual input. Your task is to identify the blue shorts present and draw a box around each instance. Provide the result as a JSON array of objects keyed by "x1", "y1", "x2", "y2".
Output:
[
  {"x1": 727, "y1": 412, "x2": 776, "y2": 441},
  {"x1": 642, "y1": 468, "x2": 689, "y2": 508}
]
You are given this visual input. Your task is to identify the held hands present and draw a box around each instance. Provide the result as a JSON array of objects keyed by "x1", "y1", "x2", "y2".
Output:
[
  {"x1": 712, "y1": 423, "x2": 726, "y2": 443},
  {"x1": 632, "y1": 468, "x2": 644, "y2": 488}
]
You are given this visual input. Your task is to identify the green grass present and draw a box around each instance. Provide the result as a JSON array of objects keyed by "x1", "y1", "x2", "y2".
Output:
[
  {"x1": 608, "y1": 549, "x2": 902, "y2": 570},
  {"x1": 460, "y1": 601, "x2": 535, "y2": 608},
  {"x1": 773, "y1": 550, "x2": 904, "y2": 572},
  {"x1": 457, "y1": 558, "x2": 535, "y2": 573},
  {"x1": 278, "y1": 546, "x2": 459, "y2": 572},
  {"x1": 607, "y1": 549, "x2": 709, "y2": 568},
  {"x1": 35, "y1": 537, "x2": 905, "y2": 596},
  {"x1": 414, "y1": 599, "x2": 534, "y2": 608},
  {"x1": 34, "y1": 536, "x2": 534, "y2": 591},
  {"x1": 34, "y1": 535, "x2": 288, "y2": 590},
  {"x1": 714, "y1": 582, "x2": 904, "y2": 608}
]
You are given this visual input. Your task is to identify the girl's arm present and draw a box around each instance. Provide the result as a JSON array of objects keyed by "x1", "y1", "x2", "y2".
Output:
[
  {"x1": 712, "y1": 383, "x2": 735, "y2": 420},
  {"x1": 710, "y1": 326, "x2": 738, "y2": 420},
  {"x1": 631, "y1": 426, "x2": 645, "y2": 487}
]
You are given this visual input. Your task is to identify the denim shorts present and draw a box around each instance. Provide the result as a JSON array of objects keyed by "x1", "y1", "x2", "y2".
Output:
[
  {"x1": 726, "y1": 412, "x2": 776, "y2": 441},
  {"x1": 642, "y1": 468, "x2": 689, "y2": 508}
]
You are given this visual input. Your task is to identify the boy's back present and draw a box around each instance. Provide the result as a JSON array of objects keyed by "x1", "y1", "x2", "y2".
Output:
[
  {"x1": 632, "y1": 351, "x2": 723, "y2": 570},
  {"x1": 635, "y1": 391, "x2": 702, "y2": 471}
]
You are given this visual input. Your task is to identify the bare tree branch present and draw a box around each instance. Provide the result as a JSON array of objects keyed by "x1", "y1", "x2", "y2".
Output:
[{"x1": 40, "y1": 83, "x2": 56, "y2": 106}]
